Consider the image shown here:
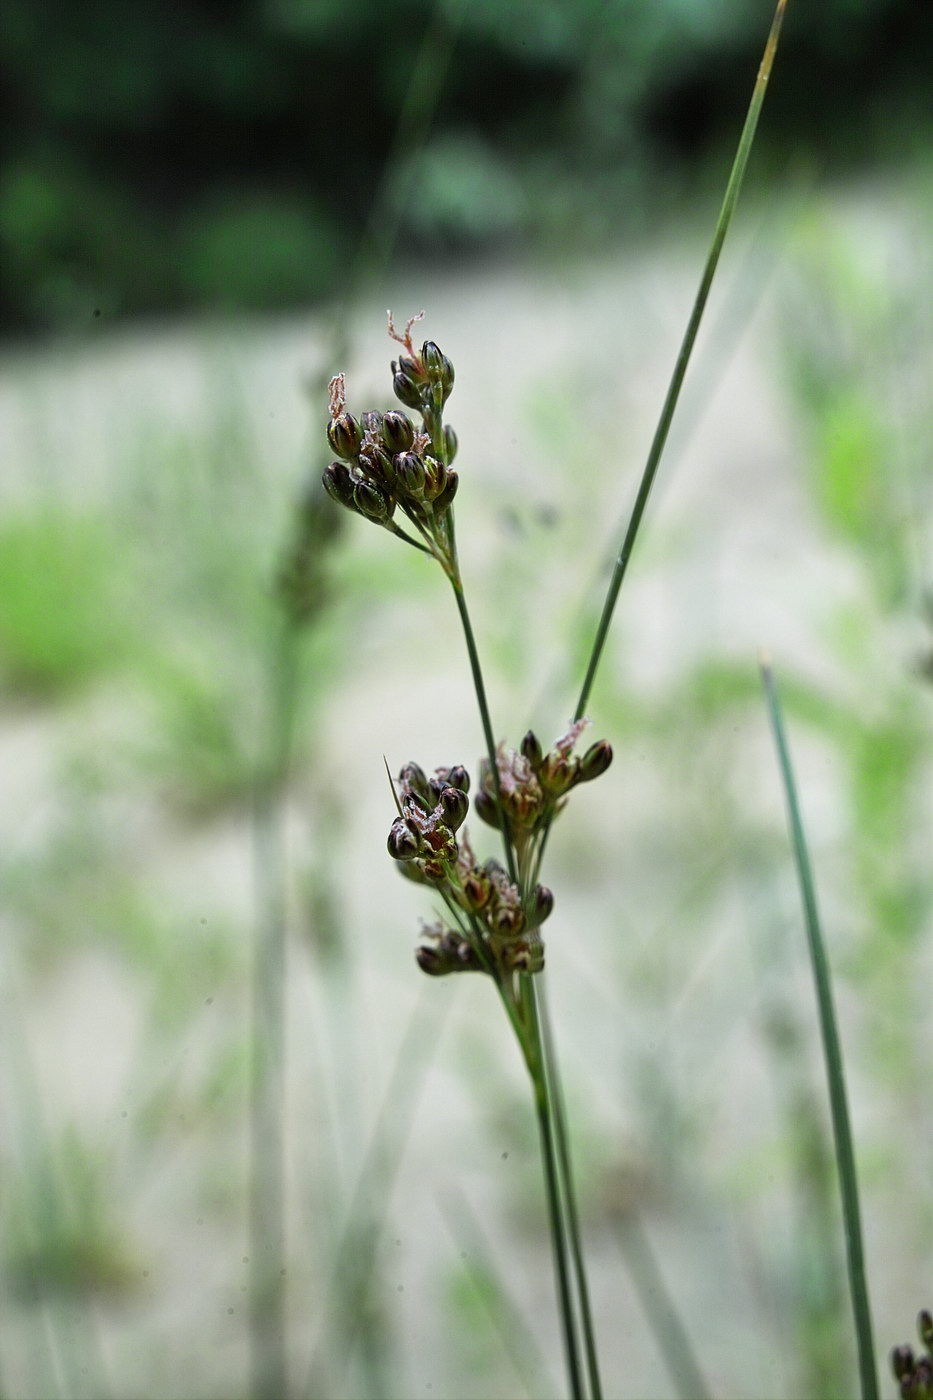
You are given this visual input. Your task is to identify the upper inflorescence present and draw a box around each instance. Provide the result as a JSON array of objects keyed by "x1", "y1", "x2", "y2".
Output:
[{"x1": 322, "y1": 313, "x2": 459, "y2": 571}]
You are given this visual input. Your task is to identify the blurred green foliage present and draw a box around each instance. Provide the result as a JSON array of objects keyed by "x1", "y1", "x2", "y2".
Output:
[
  {"x1": 2, "y1": 0, "x2": 931, "y2": 331},
  {"x1": 0, "y1": 510, "x2": 139, "y2": 696}
]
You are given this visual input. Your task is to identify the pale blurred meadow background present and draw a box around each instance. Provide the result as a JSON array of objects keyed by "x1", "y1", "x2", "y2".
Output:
[{"x1": 1, "y1": 2, "x2": 931, "y2": 1398}]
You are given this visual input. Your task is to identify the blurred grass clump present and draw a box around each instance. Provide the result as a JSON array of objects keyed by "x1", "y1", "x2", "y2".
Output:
[{"x1": 0, "y1": 509, "x2": 139, "y2": 697}]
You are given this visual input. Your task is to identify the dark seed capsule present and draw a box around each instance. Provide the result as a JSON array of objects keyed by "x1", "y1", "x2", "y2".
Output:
[
  {"x1": 891, "y1": 1346, "x2": 915, "y2": 1381},
  {"x1": 454, "y1": 939, "x2": 481, "y2": 970},
  {"x1": 327, "y1": 412, "x2": 362, "y2": 460},
  {"x1": 361, "y1": 410, "x2": 385, "y2": 440},
  {"x1": 387, "y1": 817, "x2": 420, "y2": 861},
  {"x1": 382, "y1": 410, "x2": 415, "y2": 454},
  {"x1": 439, "y1": 785, "x2": 469, "y2": 831},
  {"x1": 322, "y1": 461, "x2": 355, "y2": 509},
  {"x1": 399, "y1": 761, "x2": 429, "y2": 798},
  {"x1": 392, "y1": 369, "x2": 422, "y2": 410},
  {"x1": 492, "y1": 904, "x2": 525, "y2": 937},
  {"x1": 446, "y1": 764, "x2": 470, "y2": 794},
  {"x1": 919, "y1": 1312, "x2": 933, "y2": 1349},
  {"x1": 473, "y1": 789, "x2": 502, "y2": 830},
  {"x1": 530, "y1": 885, "x2": 554, "y2": 925},
  {"x1": 353, "y1": 478, "x2": 393, "y2": 522},
  {"x1": 579, "y1": 739, "x2": 613, "y2": 782},
  {"x1": 395, "y1": 451, "x2": 426, "y2": 499},
  {"x1": 521, "y1": 730, "x2": 543, "y2": 767},
  {"x1": 416, "y1": 945, "x2": 449, "y2": 976},
  {"x1": 359, "y1": 446, "x2": 395, "y2": 484},
  {"x1": 463, "y1": 873, "x2": 491, "y2": 911},
  {"x1": 396, "y1": 352, "x2": 424, "y2": 383},
  {"x1": 443, "y1": 424, "x2": 458, "y2": 463}
]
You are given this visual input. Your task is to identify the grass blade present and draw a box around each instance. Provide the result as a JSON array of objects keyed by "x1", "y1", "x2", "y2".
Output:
[
  {"x1": 760, "y1": 655, "x2": 879, "y2": 1400},
  {"x1": 574, "y1": 0, "x2": 788, "y2": 722}
]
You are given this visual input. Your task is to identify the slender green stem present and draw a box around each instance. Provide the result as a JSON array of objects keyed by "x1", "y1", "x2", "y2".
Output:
[
  {"x1": 535, "y1": 976, "x2": 603, "y2": 1400},
  {"x1": 760, "y1": 656, "x2": 878, "y2": 1400},
  {"x1": 522, "y1": 988, "x2": 586, "y2": 1400},
  {"x1": 448, "y1": 571, "x2": 518, "y2": 885},
  {"x1": 574, "y1": 0, "x2": 788, "y2": 723}
]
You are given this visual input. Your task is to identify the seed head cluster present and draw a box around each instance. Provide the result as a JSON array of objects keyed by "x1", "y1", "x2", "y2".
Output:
[
  {"x1": 322, "y1": 312, "x2": 459, "y2": 570},
  {"x1": 386, "y1": 761, "x2": 552, "y2": 979}
]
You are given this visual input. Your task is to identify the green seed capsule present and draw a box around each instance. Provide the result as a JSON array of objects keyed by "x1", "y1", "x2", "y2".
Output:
[
  {"x1": 422, "y1": 457, "x2": 445, "y2": 502},
  {"x1": 421, "y1": 341, "x2": 454, "y2": 398},
  {"x1": 432, "y1": 470, "x2": 459, "y2": 513},
  {"x1": 474, "y1": 790, "x2": 502, "y2": 830},
  {"x1": 327, "y1": 412, "x2": 362, "y2": 460},
  {"x1": 322, "y1": 461, "x2": 355, "y2": 509},
  {"x1": 443, "y1": 424, "x2": 458, "y2": 463}
]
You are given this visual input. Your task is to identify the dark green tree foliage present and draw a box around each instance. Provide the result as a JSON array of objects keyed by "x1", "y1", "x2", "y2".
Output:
[{"x1": 1, "y1": 0, "x2": 930, "y2": 331}]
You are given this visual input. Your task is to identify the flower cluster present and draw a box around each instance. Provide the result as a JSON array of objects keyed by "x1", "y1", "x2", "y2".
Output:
[
  {"x1": 386, "y1": 761, "x2": 553, "y2": 979},
  {"x1": 322, "y1": 313, "x2": 459, "y2": 570},
  {"x1": 474, "y1": 720, "x2": 613, "y2": 868},
  {"x1": 892, "y1": 1311, "x2": 933, "y2": 1400}
]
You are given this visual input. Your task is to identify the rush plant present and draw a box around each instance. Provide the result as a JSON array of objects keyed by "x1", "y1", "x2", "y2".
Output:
[{"x1": 314, "y1": 6, "x2": 852, "y2": 1398}]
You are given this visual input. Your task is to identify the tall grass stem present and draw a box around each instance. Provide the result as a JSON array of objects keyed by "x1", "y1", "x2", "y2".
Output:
[
  {"x1": 760, "y1": 656, "x2": 878, "y2": 1400},
  {"x1": 536, "y1": 977, "x2": 603, "y2": 1400},
  {"x1": 574, "y1": 0, "x2": 788, "y2": 722},
  {"x1": 449, "y1": 571, "x2": 518, "y2": 884},
  {"x1": 525, "y1": 982, "x2": 586, "y2": 1400}
]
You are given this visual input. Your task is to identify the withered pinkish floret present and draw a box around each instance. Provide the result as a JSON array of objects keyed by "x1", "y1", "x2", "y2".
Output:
[
  {"x1": 387, "y1": 309, "x2": 425, "y2": 360},
  {"x1": 328, "y1": 372, "x2": 346, "y2": 419},
  {"x1": 554, "y1": 717, "x2": 591, "y2": 758},
  {"x1": 495, "y1": 742, "x2": 541, "y2": 797}
]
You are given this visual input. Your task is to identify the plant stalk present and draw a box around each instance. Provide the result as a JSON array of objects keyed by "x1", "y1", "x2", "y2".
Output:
[
  {"x1": 535, "y1": 976, "x2": 603, "y2": 1400},
  {"x1": 760, "y1": 656, "x2": 878, "y2": 1400},
  {"x1": 574, "y1": 0, "x2": 788, "y2": 722},
  {"x1": 522, "y1": 985, "x2": 586, "y2": 1400},
  {"x1": 449, "y1": 569, "x2": 518, "y2": 885}
]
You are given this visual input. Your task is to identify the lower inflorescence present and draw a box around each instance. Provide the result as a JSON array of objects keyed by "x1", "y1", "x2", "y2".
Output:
[{"x1": 386, "y1": 761, "x2": 552, "y2": 979}]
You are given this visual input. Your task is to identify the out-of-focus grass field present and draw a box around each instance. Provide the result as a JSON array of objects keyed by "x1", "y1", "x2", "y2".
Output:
[{"x1": 0, "y1": 173, "x2": 931, "y2": 1399}]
